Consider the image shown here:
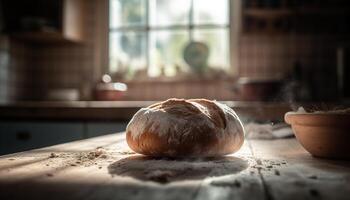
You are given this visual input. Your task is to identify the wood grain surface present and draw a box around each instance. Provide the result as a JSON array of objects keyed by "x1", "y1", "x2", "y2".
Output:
[{"x1": 0, "y1": 133, "x2": 349, "y2": 200}]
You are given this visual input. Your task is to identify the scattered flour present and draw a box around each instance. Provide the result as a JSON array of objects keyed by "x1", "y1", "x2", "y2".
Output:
[{"x1": 46, "y1": 147, "x2": 110, "y2": 167}]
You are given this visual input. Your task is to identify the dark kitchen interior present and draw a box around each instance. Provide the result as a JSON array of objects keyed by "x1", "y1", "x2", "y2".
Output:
[{"x1": 0, "y1": 0, "x2": 350, "y2": 199}]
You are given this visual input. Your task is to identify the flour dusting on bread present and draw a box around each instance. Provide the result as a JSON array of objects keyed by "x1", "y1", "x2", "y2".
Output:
[{"x1": 126, "y1": 98, "x2": 245, "y2": 157}]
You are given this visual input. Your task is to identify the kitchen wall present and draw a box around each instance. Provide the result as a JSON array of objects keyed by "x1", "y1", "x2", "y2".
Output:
[
  {"x1": 239, "y1": 34, "x2": 346, "y2": 100},
  {"x1": 118, "y1": 34, "x2": 345, "y2": 101},
  {"x1": 1, "y1": 1, "x2": 347, "y2": 101},
  {"x1": 239, "y1": 34, "x2": 341, "y2": 78},
  {"x1": 0, "y1": 35, "x2": 8, "y2": 102},
  {"x1": 123, "y1": 79, "x2": 235, "y2": 101},
  {"x1": 0, "y1": 35, "x2": 32, "y2": 102}
]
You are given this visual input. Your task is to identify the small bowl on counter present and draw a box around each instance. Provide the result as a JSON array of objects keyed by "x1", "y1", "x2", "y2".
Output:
[
  {"x1": 94, "y1": 74, "x2": 128, "y2": 101},
  {"x1": 94, "y1": 82, "x2": 127, "y2": 101},
  {"x1": 285, "y1": 108, "x2": 350, "y2": 160}
]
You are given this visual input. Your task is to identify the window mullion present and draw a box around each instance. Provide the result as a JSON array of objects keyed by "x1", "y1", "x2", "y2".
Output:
[
  {"x1": 146, "y1": 0, "x2": 150, "y2": 72},
  {"x1": 189, "y1": 0, "x2": 194, "y2": 40}
]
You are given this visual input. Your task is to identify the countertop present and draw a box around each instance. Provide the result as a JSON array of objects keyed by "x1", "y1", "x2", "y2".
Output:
[
  {"x1": 0, "y1": 101, "x2": 292, "y2": 121},
  {"x1": 0, "y1": 133, "x2": 349, "y2": 200}
]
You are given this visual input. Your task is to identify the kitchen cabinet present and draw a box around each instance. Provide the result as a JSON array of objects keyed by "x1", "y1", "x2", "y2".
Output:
[
  {"x1": 0, "y1": 121, "x2": 84, "y2": 155},
  {"x1": 86, "y1": 122, "x2": 127, "y2": 138},
  {"x1": 2, "y1": 0, "x2": 86, "y2": 44},
  {"x1": 0, "y1": 121, "x2": 127, "y2": 155},
  {"x1": 242, "y1": 0, "x2": 350, "y2": 34}
]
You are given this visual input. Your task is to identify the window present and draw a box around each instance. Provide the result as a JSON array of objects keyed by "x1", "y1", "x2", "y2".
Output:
[{"x1": 109, "y1": 0, "x2": 230, "y2": 79}]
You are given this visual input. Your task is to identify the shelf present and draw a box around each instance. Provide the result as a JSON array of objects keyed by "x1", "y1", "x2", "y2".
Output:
[
  {"x1": 244, "y1": 7, "x2": 349, "y2": 19},
  {"x1": 244, "y1": 9, "x2": 293, "y2": 19},
  {"x1": 10, "y1": 31, "x2": 83, "y2": 45},
  {"x1": 296, "y1": 7, "x2": 349, "y2": 15},
  {"x1": 242, "y1": 6, "x2": 350, "y2": 34},
  {"x1": 3, "y1": 0, "x2": 86, "y2": 45}
]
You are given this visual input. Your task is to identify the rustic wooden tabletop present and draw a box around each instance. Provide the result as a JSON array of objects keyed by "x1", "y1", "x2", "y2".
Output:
[{"x1": 0, "y1": 133, "x2": 349, "y2": 200}]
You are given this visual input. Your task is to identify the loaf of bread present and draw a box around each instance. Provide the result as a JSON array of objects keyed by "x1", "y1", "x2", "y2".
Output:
[{"x1": 126, "y1": 98, "x2": 244, "y2": 157}]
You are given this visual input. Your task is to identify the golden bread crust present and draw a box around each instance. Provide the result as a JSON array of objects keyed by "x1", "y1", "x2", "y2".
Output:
[{"x1": 126, "y1": 98, "x2": 244, "y2": 157}]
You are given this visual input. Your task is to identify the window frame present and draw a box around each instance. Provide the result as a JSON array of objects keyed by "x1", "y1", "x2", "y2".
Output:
[{"x1": 97, "y1": 0, "x2": 241, "y2": 80}]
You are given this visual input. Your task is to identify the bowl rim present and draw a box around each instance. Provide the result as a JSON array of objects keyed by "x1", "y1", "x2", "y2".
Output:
[
  {"x1": 285, "y1": 111, "x2": 350, "y2": 115},
  {"x1": 285, "y1": 111, "x2": 350, "y2": 126}
]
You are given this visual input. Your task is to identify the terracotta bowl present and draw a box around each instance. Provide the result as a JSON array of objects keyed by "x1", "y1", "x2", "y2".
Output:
[{"x1": 285, "y1": 111, "x2": 350, "y2": 160}]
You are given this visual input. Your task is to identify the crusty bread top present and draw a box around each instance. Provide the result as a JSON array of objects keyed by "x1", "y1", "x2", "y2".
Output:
[
  {"x1": 126, "y1": 98, "x2": 245, "y2": 156},
  {"x1": 127, "y1": 98, "x2": 243, "y2": 140}
]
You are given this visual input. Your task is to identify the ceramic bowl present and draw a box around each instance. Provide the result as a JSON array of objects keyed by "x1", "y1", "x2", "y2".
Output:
[{"x1": 285, "y1": 111, "x2": 350, "y2": 160}]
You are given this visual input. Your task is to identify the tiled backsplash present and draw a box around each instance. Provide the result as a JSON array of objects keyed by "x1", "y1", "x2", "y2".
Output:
[
  {"x1": 2, "y1": 33, "x2": 343, "y2": 101},
  {"x1": 0, "y1": 39, "x2": 8, "y2": 102},
  {"x1": 238, "y1": 34, "x2": 343, "y2": 100},
  {"x1": 239, "y1": 34, "x2": 341, "y2": 78},
  {"x1": 122, "y1": 79, "x2": 235, "y2": 101},
  {"x1": 0, "y1": 35, "x2": 32, "y2": 102},
  {"x1": 121, "y1": 34, "x2": 343, "y2": 101}
]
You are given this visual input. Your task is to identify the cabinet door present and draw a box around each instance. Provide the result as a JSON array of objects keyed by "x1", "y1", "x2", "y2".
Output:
[
  {"x1": 0, "y1": 121, "x2": 84, "y2": 155},
  {"x1": 86, "y1": 122, "x2": 127, "y2": 138}
]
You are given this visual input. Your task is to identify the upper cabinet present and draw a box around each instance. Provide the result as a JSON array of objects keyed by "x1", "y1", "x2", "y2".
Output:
[
  {"x1": 242, "y1": 0, "x2": 350, "y2": 34},
  {"x1": 2, "y1": 0, "x2": 85, "y2": 44}
]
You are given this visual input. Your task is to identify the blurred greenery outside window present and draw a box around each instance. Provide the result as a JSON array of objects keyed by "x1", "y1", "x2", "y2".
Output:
[{"x1": 109, "y1": 0, "x2": 230, "y2": 80}]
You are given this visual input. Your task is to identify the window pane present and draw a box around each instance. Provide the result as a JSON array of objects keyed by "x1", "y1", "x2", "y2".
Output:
[
  {"x1": 149, "y1": 30, "x2": 189, "y2": 77},
  {"x1": 109, "y1": 0, "x2": 146, "y2": 28},
  {"x1": 109, "y1": 32, "x2": 147, "y2": 76},
  {"x1": 193, "y1": 0, "x2": 229, "y2": 25},
  {"x1": 193, "y1": 29, "x2": 230, "y2": 70},
  {"x1": 150, "y1": 0, "x2": 190, "y2": 26}
]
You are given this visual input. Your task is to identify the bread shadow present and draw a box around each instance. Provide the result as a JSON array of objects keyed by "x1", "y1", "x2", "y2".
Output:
[{"x1": 108, "y1": 155, "x2": 248, "y2": 184}]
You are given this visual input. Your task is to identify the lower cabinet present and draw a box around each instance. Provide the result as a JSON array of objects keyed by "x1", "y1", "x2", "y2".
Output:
[
  {"x1": 0, "y1": 121, "x2": 127, "y2": 155},
  {"x1": 86, "y1": 122, "x2": 127, "y2": 138}
]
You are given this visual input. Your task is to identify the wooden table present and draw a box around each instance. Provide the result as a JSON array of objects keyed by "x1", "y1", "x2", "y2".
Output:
[{"x1": 0, "y1": 133, "x2": 349, "y2": 200}]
